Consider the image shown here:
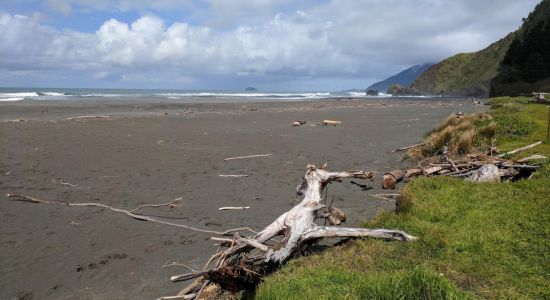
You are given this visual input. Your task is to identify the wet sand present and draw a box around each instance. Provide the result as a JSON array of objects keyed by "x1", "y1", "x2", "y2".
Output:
[{"x1": 0, "y1": 98, "x2": 486, "y2": 299}]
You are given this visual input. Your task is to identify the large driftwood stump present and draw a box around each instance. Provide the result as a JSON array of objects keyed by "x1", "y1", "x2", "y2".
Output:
[{"x1": 171, "y1": 164, "x2": 417, "y2": 298}]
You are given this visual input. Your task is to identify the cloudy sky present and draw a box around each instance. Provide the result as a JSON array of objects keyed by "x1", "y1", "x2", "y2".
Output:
[{"x1": 0, "y1": 0, "x2": 541, "y2": 91}]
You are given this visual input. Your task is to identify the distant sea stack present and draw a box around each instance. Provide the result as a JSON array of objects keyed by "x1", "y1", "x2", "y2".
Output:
[
  {"x1": 490, "y1": 0, "x2": 550, "y2": 96},
  {"x1": 367, "y1": 63, "x2": 432, "y2": 93},
  {"x1": 245, "y1": 87, "x2": 258, "y2": 91},
  {"x1": 409, "y1": 32, "x2": 516, "y2": 97}
]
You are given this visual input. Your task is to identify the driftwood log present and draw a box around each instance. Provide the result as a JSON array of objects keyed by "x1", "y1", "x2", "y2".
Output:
[
  {"x1": 6, "y1": 164, "x2": 417, "y2": 300},
  {"x1": 382, "y1": 169, "x2": 404, "y2": 189}
]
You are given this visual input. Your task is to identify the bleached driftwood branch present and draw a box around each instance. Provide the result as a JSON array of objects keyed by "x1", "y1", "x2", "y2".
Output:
[
  {"x1": 6, "y1": 193, "x2": 256, "y2": 236},
  {"x1": 392, "y1": 142, "x2": 426, "y2": 152},
  {"x1": 223, "y1": 154, "x2": 272, "y2": 161},
  {"x1": 218, "y1": 206, "x2": 250, "y2": 211},
  {"x1": 65, "y1": 115, "x2": 110, "y2": 121},
  {"x1": 497, "y1": 141, "x2": 542, "y2": 157}
]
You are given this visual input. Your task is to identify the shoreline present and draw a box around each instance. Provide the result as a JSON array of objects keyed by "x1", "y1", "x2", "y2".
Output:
[{"x1": 0, "y1": 98, "x2": 486, "y2": 299}]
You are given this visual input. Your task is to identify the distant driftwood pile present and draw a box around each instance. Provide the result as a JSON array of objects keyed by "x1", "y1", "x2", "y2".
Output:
[
  {"x1": 6, "y1": 164, "x2": 416, "y2": 300},
  {"x1": 383, "y1": 141, "x2": 545, "y2": 189}
]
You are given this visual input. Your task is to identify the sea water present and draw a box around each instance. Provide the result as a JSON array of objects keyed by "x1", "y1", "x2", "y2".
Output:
[{"x1": 0, "y1": 87, "x2": 394, "y2": 102}]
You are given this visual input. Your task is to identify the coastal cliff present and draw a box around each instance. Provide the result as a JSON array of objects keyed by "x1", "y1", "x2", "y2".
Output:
[
  {"x1": 408, "y1": 32, "x2": 516, "y2": 97},
  {"x1": 490, "y1": 0, "x2": 550, "y2": 96}
]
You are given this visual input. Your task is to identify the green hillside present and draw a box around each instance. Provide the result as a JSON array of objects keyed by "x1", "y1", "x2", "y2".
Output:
[
  {"x1": 490, "y1": 0, "x2": 550, "y2": 96},
  {"x1": 409, "y1": 32, "x2": 516, "y2": 97}
]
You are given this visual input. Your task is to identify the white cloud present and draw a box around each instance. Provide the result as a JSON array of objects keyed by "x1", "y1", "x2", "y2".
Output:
[
  {"x1": 0, "y1": 0, "x2": 542, "y2": 89},
  {"x1": 0, "y1": 13, "x2": 97, "y2": 70}
]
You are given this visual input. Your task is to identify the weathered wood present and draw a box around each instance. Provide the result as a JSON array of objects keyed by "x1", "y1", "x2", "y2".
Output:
[
  {"x1": 6, "y1": 193, "x2": 256, "y2": 236},
  {"x1": 392, "y1": 142, "x2": 426, "y2": 152},
  {"x1": 497, "y1": 141, "x2": 542, "y2": 158},
  {"x1": 223, "y1": 154, "x2": 272, "y2": 161},
  {"x1": 517, "y1": 154, "x2": 547, "y2": 163},
  {"x1": 422, "y1": 166, "x2": 444, "y2": 176},
  {"x1": 65, "y1": 115, "x2": 110, "y2": 121},
  {"x1": 368, "y1": 193, "x2": 401, "y2": 201},
  {"x1": 404, "y1": 168, "x2": 423, "y2": 178},
  {"x1": 382, "y1": 169, "x2": 404, "y2": 189},
  {"x1": 499, "y1": 163, "x2": 540, "y2": 170},
  {"x1": 167, "y1": 164, "x2": 414, "y2": 298},
  {"x1": 218, "y1": 206, "x2": 250, "y2": 211},
  {"x1": 323, "y1": 119, "x2": 342, "y2": 126}
]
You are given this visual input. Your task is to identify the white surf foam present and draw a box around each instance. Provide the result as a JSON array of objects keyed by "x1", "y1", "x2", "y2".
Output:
[
  {"x1": 39, "y1": 92, "x2": 66, "y2": 96},
  {"x1": 0, "y1": 92, "x2": 39, "y2": 97},
  {"x1": 0, "y1": 97, "x2": 25, "y2": 101},
  {"x1": 157, "y1": 92, "x2": 332, "y2": 99}
]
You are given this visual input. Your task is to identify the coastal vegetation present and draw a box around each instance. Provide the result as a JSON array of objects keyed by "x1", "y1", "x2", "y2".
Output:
[
  {"x1": 406, "y1": 0, "x2": 550, "y2": 98},
  {"x1": 256, "y1": 97, "x2": 550, "y2": 299},
  {"x1": 407, "y1": 33, "x2": 516, "y2": 97},
  {"x1": 490, "y1": 0, "x2": 550, "y2": 96}
]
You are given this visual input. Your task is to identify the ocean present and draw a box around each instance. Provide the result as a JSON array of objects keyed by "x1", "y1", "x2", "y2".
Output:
[{"x1": 0, "y1": 87, "x2": 393, "y2": 102}]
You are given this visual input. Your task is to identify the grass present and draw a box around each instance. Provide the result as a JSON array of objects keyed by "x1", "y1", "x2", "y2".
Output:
[
  {"x1": 255, "y1": 97, "x2": 550, "y2": 299},
  {"x1": 412, "y1": 112, "x2": 496, "y2": 158}
]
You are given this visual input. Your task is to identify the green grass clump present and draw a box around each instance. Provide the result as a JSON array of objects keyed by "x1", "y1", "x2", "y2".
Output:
[
  {"x1": 257, "y1": 265, "x2": 472, "y2": 300},
  {"x1": 413, "y1": 113, "x2": 494, "y2": 158},
  {"x1": 490, "y1": 97, "x2": 536, "y2": 139},
  {"x1": 256, "y1": 97, "x2": 550, "y2": 300},
  {"x1": 489, "y1": 97, "x2": 550, "y2": 154}
]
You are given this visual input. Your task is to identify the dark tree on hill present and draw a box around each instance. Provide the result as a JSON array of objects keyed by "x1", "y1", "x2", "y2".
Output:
[{"x1": 491, "y1": 0, "x2": 550, "y2": 96}]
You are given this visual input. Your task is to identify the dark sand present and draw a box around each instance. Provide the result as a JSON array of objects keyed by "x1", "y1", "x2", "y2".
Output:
[{"x1": 0, "y1": 98, "x2": 486, "y2": 299}]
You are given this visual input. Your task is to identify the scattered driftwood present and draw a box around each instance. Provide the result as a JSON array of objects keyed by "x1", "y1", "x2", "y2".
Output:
[
  {"x1": 517, "y1": 154, "x2": 547, "y2": 163},
  {"x1": 223, "y1": 154, "x2": 272, "y2": 161},
  {"x1": 382, "y1": 170, "x2": 404, "y2": 189},
  {"x1": 392, "y1": 142, "x2": 426, "y2": 153},
  {"x1": 1, "y1": 118, "x2": 26, "y2": 124},
  {"x1": 65, "y1": 115, "x2": 110, "y2": 121},
  {"x1": 422, "y1": 165, "x2": 444, "y2": 176},
  {"x1": 529, "y1": 92, "x2": 548, "y2": 103},
  {"x1": 7, "y1": 164, "x2": 417, "y2": 300},
  {"x1": 496, "y1": 141, "x2": 542, "y2": 158},
  {"x1": 323, "y1": 120, "x2": 342, "y2": 126},
  {"x1": 52, "y1": 178, "x2": 79, "y2": 187},
  {"x1": 291, "y1": 121, "x2": 306, "y2": 126},
  {"x1": 402, "y1": 141, "x2": 544, "y2": 182},
  {"x1": 404, "y1": 168, "x2": 423, "y2": 178},
  {"x1": 218, "y1": 206, "x2": 250, "y2": 211},
  {"x1": 368, "y1": 193, "x2": 401, "y2": 201},
  {"x1": 218, "y1": 174, "x2": 249, "y2": 178}
]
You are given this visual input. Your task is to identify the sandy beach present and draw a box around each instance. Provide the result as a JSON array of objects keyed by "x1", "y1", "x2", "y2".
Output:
[{"x1": 0, "y1": 98, "x2": 486, "y2": 299}]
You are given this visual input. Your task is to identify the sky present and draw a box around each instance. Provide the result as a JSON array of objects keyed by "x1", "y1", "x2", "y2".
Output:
[{"x1": 0, "y1": 0, "x2": 541, "y2": 91}]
